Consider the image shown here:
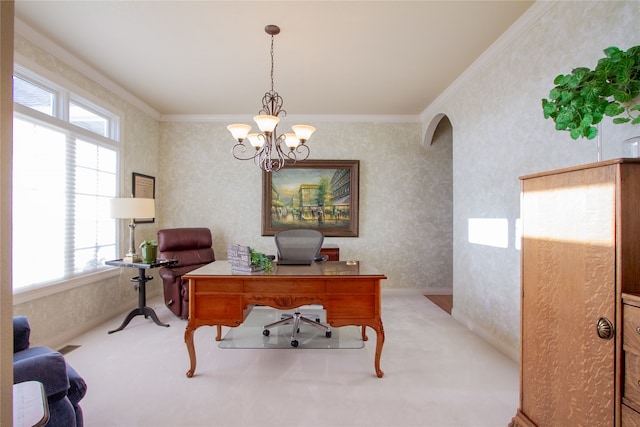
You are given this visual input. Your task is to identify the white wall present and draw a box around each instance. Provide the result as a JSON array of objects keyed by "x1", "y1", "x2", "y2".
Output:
[{"x1": 423, "y1": 0, "x2": 640, "y2": 360}]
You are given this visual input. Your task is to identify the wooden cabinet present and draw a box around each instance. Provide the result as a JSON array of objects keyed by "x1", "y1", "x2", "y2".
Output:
[
  {"x1": 320, "y1": 244, "x2": 340, "y2": 261},
  {"x1": 623, "y1": 294, "x2": 640, "y2": 423},
  {"x1": 511, "y1": 159, "x2": 640, "y2": 427}
]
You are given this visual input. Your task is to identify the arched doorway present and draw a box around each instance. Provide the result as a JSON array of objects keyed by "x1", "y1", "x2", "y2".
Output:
[{"x1": 423, "y1": 114, "x2": 453, "y2": 314}]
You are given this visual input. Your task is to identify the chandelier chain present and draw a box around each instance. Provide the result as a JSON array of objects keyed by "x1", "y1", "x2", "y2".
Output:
[{"x1": 270, "y1": 35, "x2": 275, "y2": 93}]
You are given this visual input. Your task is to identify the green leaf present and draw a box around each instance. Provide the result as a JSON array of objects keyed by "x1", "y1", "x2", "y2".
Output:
[
  {"x1": 553, "y1": 74, "x2": 566, "y2": 85},
  {"x1": 603, "y1": 46, "x2": 622, "y2": 58},
  {"x1": 632, "y1": 116, "x2": 640, "y2": 125},
  {"x1": 613, "y1": 117, "x2": 631, "y2": 124},
  {"x1": 542, "y1": 100, "x2": 555, "y2": 118},
  {"x1": 570, "y1": 128, "x2": 581, "y2": 139},
  {"x1": 586, "y1": 126, "x2": 598, "y2": 140},
  {"x1": 580, "y1": 113, "x2": 593, "y2": 127},
  {"x1": 604, "y1": 103, "x2": 625, "y2": 117}
]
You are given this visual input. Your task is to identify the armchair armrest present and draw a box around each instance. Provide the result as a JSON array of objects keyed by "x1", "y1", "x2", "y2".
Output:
[
  {"x1": 158, "y1": 267, "x2": 177, "y2": 281},
  {"x1": 13, "y1": 316, "x2": 31, "y2": 353},
  {"x1": 14, "y1": 352, "x2": 70, "y2": 402}
]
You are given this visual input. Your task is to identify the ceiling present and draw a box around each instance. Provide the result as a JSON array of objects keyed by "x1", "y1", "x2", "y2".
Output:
[{"x1": 14, "y1": 1, "x2": 534, "y2": 118}]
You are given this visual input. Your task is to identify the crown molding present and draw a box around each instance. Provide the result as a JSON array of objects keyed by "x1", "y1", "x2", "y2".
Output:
[
  {"x1": 160, "y1": 113, "x2": 422, "y2": 123},
  {"x1": 419, "y1": 1, "x2": 556, "y2": 130},
  {"x1": 14, "y1": 17, "x2": 162, "y2": 121}
]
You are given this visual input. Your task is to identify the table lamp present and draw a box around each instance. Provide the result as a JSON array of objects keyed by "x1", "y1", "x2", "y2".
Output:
[{"x1": 110, "y1": 197, "x2": 155, "y2": 263}]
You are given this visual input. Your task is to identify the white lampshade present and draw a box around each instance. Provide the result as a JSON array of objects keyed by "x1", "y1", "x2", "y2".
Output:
[
  {"x1": 110, "y1": 198, "x2": 155, "y2": 219},
  {"x1": 247, "y1": 133, "x2": 265, "y2": 149},
  {"x1": 253, "y1": 115, "x2": 280, "y2": 133},
  {"x1": 292, "y1": 124, "x2": 316, "y2": 142},
  {"x1": 283, "y1": 133, "x2": 300, "y2": 150},
  {"x1": 227, "y1": 124, "x2": 252, "y2": 141}
]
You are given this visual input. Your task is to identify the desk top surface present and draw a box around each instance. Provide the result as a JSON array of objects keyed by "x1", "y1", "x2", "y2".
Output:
[{"x1": 185, "y1": 260, "x2": 386, "y2": 279}]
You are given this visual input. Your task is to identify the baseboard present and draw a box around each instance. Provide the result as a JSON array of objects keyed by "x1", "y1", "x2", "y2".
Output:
[
  {"x1": 382, "y1": 288, "x2": 452, "y2": 297},
  {"x1": 451, "y1": 307, "x2": 519, "y2": 363},
  {"x1": 42, "y1": 289, "x2": 164, "y2": 351}
]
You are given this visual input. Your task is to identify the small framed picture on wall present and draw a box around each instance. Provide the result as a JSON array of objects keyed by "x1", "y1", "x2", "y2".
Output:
[{"x1": 132, "y1": 172, "x2": 155, "y2": 223}]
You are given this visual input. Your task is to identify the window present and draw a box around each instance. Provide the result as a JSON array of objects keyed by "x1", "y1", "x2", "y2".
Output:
[{"x1": 12, "y1": 69, "x2": 120, "y2": 292}]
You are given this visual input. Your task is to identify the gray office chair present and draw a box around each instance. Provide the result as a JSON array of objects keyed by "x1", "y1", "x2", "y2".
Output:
[{"x1": 262, "y1": 228, "x2": 332, "y2": 347}]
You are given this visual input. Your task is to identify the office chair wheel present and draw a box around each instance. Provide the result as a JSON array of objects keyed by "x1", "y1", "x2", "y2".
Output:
[
  {"x1": 263, "y1": 329, "x2": 270, "y2": 336},
  {"x1": 326, "y1": 331, "x2": 332, "y2": 338},
  {"x1": 291, "y1": 340, "x2": 299, "y2": 347}
]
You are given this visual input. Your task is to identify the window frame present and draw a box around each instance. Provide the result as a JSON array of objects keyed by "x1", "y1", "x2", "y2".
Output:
[{"x1": 12, "y1": 62, "x2": 124, "y2": 303}]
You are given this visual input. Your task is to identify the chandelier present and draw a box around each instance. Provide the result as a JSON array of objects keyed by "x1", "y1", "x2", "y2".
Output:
[{"x1": 226, "y1": 25, "x2": 316, "y2": 173}]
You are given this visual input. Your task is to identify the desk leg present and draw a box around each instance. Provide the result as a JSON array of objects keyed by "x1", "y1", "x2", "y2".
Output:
[
  {"x1": 108, "y1": 268, "x2": 169, "y2": 334},
  {"x1": 363, "y1": 318, "x2": 385, "y2": 378},
  {"x1": 185, "y1": 325, "x2": 197, "y2": 378}
]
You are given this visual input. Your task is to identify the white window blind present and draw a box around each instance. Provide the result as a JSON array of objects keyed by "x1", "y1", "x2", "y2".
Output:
[{"x1": 12, "y1": 69, "x2": 120, "y2": 292}]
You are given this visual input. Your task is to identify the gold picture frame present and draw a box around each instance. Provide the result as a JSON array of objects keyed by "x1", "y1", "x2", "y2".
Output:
[{"x1": 262, "y1": 160, "x2": 359, "y2": 237}]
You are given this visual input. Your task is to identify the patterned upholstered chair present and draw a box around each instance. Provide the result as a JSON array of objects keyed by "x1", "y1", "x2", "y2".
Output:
[{"x1": 13, "y1": 316, "x2": 87, "y2": 427}]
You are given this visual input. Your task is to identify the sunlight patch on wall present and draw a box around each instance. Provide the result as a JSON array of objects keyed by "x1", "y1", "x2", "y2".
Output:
[
  {"x1": 468, "y1": 218, "x2": 509, "y2": 248},
  {"x1": 521, "y1": 183, "x2": 614, "y2": 246}
]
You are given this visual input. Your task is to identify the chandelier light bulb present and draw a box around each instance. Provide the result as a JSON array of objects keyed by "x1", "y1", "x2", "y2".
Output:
[
  {"x1": 227, "y1": 124, "x2": 252, "y2": 142},
  {"x1": 254, "y1": 115, "x2": 280, "y2": 134},
  {"x1": 292, "y1": 125, "x2": 316, "y2": 143},
  {"x1": 283, "y1": 133, "x2": 300, "y2": 150},
  {"x1": 247, "y1": 133, "x2": 265, "y2": 149}
]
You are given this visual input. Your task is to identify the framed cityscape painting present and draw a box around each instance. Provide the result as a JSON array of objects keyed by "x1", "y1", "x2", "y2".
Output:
[{"x1": 262, "y1": 160, "x2": 359, "y2": 237}]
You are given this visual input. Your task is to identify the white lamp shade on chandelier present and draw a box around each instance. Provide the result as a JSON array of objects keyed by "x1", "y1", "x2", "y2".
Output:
[{"x1": 226, "y1": 25, "x2": 316, "y2": 173}]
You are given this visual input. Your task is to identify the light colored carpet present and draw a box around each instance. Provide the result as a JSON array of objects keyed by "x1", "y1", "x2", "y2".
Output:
[
  {"x1": 62, "y1": 294, "x2": 519, "y2": 427},
  {"x1": 219, "y1": 306, "x2": 364, "y2": 349}
]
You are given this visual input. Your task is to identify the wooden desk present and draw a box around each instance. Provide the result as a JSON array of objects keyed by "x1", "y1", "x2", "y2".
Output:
[{"x1": 184, "y1": 261, "x2": 386, "y2": 378}]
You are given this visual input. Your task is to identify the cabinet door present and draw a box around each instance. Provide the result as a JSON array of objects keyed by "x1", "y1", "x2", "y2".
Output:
[{"x1": 521, "y1": 165, "x2": 616, "y2": 426}]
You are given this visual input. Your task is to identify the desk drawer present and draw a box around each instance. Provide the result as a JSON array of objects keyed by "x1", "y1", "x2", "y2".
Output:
[
  {"x1": 244, "y1": 279, "x2": 326, "y2": 293},
  {"x1": 623, "y1": 403, "x2": 640, "y2": 426},
  {"x1": 626, "y1": 352, "x2": 640, "y2": 406},
  {"x1": 191, "y1": 294, "x2": 244, "y2": 321},
  {"x1": 192, "y1": 278, "x2": 243, "y2": 293},
  {"x1": 626, "y1": 304, "x2": 640, "y2": 354},
  {"x1": 327, "y1": 295, "x2": 376, "y2": 319},
  {"x1": 327, "y1": 279, "x2": 375, "y2": 293}
]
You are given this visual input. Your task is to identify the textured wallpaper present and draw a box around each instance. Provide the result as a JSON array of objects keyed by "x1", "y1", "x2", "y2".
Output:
[
  {"x1": 424, "y1": 0, "x2": 640, "y2": 360},
  {"x1": 158, "y1": 119, "x2": 453, "y2": 293}
]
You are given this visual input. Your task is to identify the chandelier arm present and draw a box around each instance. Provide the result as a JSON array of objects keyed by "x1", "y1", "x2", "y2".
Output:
[
  {"x1": 232, "y1": 142, "x2": 261, "y2": 162},
  {"x1": 291, "y1": 143, "x2": 310, "y2": 162},
  {"x1": 260, "y1": 91, "x2": 286, "y2": 118}
]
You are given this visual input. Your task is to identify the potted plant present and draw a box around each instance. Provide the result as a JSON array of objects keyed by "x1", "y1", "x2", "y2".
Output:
[
  {"x1": 542, "y1": 45, "x2": 640, "y2": 140},
  {"x1": 250, "y1": 248, "x2": 273, "y2": 273},
  {"x1": 139, "y1": 239, "x2": 158, "y2": 264}
]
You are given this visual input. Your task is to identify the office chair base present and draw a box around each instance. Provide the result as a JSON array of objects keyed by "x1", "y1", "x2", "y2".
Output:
[{"x1": 263, "y1": 311, "x2": 332, "y2": 347}]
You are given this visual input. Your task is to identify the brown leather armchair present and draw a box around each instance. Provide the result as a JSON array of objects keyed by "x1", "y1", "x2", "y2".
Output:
[{"x1": 157, "y1": 228, "x2": 215, "y2": 319}]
